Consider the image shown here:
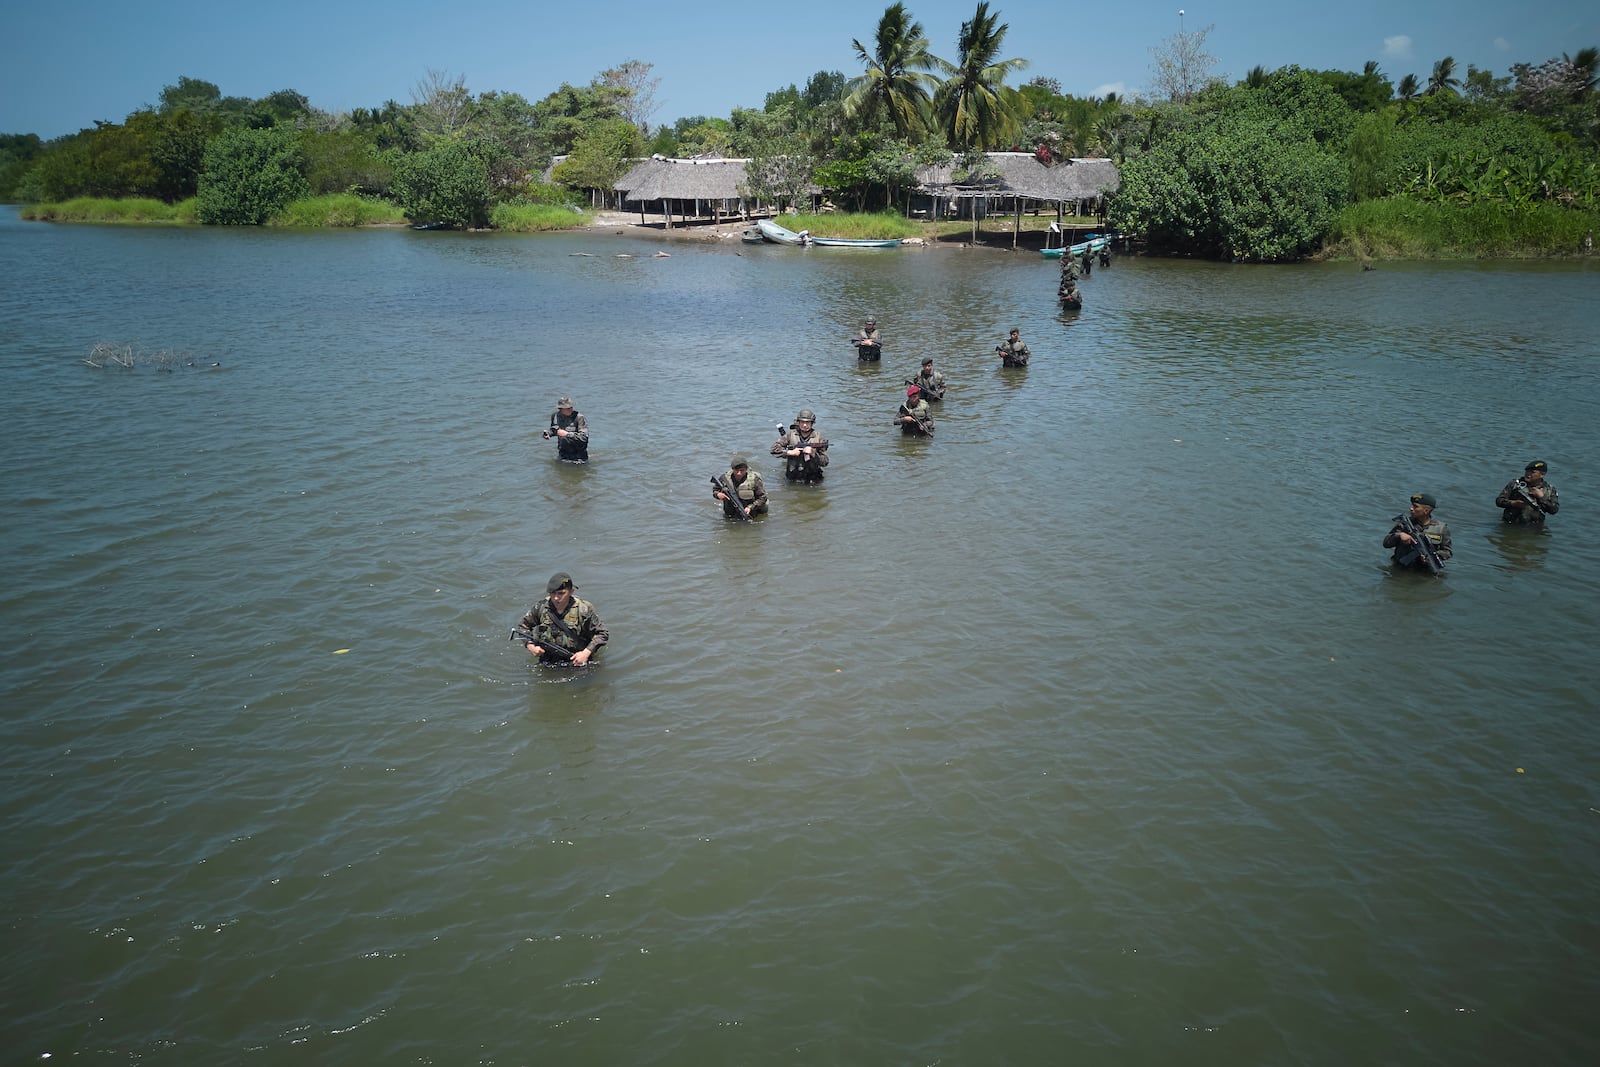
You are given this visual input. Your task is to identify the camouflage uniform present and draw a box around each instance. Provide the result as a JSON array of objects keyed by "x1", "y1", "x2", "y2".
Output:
[
  {"x1": 772, "y1": 424, "x2": 830, "y2": 482},
  {"x1": 897, "y1": 396, "x2": 933, "y2": 435},
  {"x1": 1495, "y1": 477, "x2": 1559, "y2": 525},
  {"x1": 713, "y1": 468, "x2": 768, "y2": 517},
  {"x1": 1383, "y1": 515, "x2": 1452, "y2": 569},
  {"x1": 999, "y1": 337, "x2": 1031, "y2": 367},
  {"x1": 520, "y1": 593, "x2": 608, "y2": 664},
  {"x1": 547, "y1": 408, "x2": 589, "y2": 462},
  {"x1": 853, "y1": 324, "x2": 883, "y2": 361},
  {"x1": 909, "y1": 366, "x2": 946, "y2": 400}
]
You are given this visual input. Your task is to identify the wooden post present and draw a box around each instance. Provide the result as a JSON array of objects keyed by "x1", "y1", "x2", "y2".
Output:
[{"x1": 1012, "y1": 196, "x2": 1022, "y2": 249}]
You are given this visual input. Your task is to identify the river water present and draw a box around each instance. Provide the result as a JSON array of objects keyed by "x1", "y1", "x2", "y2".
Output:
[{"x1": 2, "y1": 205, "x2": 1597, "y2": 1065}]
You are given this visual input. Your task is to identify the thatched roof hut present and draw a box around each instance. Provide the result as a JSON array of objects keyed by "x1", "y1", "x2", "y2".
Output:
[
  {"x1": 916, "y1": 153, "x2": 1119, "y2": 206},
  {"x1": 614, "y1": 155, "x2": 762, "y2": 227},
  {"x1": 912, "y1": 152, "x2": 1121, "y2": 247}
]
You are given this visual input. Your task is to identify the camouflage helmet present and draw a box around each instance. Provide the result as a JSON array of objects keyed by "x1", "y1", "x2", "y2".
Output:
[{"x1": 796, "y1": 408, "x2": 816, "y2": 422}]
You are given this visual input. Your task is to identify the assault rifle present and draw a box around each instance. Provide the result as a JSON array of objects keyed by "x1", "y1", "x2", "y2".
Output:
[
  {"x1": 904, "y1": 377, "x2": 944, "y2": 401},
  {"x1": 540, "y1": 413, "x2": 557, "y2": 440},
  {"x1": 711, "y1": 473, "x2": 752, "y2": 521},
  {"x1": 851, "y1": 336, "x2": 882, "y2": 361},
  {"x1": 1392, "y1": 512, "x2": 1444, "y2": 574},
  {"x1": 996, "y1": 344, "x2": 1028, "y2": 367},
  {"x1": 509, "y1": 625, "x2": 575, "y2": 661},
  {"x1": 896, "y1": 403, "x2": 934, "y2": 436},
  {"x1": 1512, "y1": 479, "x2": 1546, "y2": 514}
]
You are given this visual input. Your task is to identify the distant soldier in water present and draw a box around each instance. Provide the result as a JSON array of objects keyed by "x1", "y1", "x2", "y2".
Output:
[
  {"x1": 772, "y1": 409, "x2": 830, "y2": 482},
  {"x1": 712, "y1": 455, "x2": 768, "y2": 518},
  {"x1": 1495, "y1": 460, "x2": 1559, "y2": 526},
  {"x1": 997, "y1": 328, "x2": 1031, "y2": 368},
  {"x1": 851, "y1": 316, "x2": 882, "y2": 361},
  {"x1": 907, "y1": 357, "x2": 946, "y2": 401},
  {"x1": 896, "y1": 385, "x2": 934, "y2": 436},
  {"x1": 543, "y1": 396, "x2": 589, "y2": 462}
]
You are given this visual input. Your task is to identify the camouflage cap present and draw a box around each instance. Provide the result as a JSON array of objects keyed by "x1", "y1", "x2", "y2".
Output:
[
  {"x1": 557, "y1": 396, "x2": 574, "y2": 408},
  {"x1": 546, "y1": 572, "x2": 575, "y2": 593},
  {"x1": 730, "y1": 455, "x2": 749, "y2": 468},
  {"x1": 1525, "y1": 460, "x2": 1548, "y2": 472},
  {"x1": 1410, "y1": 493, "x2": 1437, "y2": 508}
]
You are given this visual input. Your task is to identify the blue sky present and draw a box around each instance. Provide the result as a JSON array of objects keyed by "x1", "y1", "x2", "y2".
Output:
[{"x1": 4, "y1": 0, "x2": 1596, "y2": 139}]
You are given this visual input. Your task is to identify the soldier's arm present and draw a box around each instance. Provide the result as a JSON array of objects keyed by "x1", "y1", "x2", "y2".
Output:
[
  {"x1": 565, "y1": 414, "x2": 589, "y2": 445},
  {"x1": 750, "y1": 476, "x2": 768, "y2": 507},
  {"x1": 581, "y1": 607, "x2": 609, "y2": 651},
  {"x1": 1494, "y1": 481, "x2": 1520, "y2": 509},
  {"x1": 1432, "y1": 524, "x2": 1453, "y2": 562},
  {"x1": 1541, "y1": 485, "x2": 1559, "y2": 514}
]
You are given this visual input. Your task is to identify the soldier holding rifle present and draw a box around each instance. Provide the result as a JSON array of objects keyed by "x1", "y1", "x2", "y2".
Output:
[
  {"x1": 896, "y1": 385, "x2": 934, "y2": 436},
  {"x1": 772, "y1": 409, "x2": 830, "y2": 483},
  {"x1": 1383, "y1": 493, "x2": 1453, "y2": 572},
  {"x1": 711, "y1": 456, "x2": 768, "y2": 519},
  {"x1": 907, "y1": 357, "x2": 945, "y2": 401},
  {"x1": 997, "y1": 328, "x2": 1031, "y2": 368},
  {"x1": 1495, "y1": 460, "x2": 1559, "y2": 526},
  {"x1": 851, "y1": 316, "x2": 883, "y2": 361},
  {"x1": 515, "y1": 573, "x2": 607, "y2": 665}
]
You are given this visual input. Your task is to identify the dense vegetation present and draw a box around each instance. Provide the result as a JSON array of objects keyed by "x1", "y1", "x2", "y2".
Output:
[{"x1": 2, "y1": 10, "x2": 1595, "y2": 259}]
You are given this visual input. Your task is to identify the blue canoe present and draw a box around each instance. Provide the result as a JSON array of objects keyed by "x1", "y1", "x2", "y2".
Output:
[
  {"x1": 1042, "y1": 235, "x2": 1112, "y2": 258},
  {"x1": 809, "y1": 236, "x2": 902, "y2": 248}
]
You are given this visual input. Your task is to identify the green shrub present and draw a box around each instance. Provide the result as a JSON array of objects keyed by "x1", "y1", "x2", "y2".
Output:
[
  {"x1": 1323, "y1": 197, "x2": 1600, "y2": 258},
  {"x1": 197, "y1": 126, "x2": 308, "y2": 225},
  {"x1": 269, "y1": 193, "x2": 407, "y2": 227},
  {"x1": 488, "y1": 202, "x2": 590, "y2": 231},
  {"x1": 390, "y1": 141, "x2": 491, "y2": 228}
]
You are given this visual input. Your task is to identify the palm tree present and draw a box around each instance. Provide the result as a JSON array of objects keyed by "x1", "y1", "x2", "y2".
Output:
[
  {"x1": 843, "y1": 4, "x2": 946, "y2": 140},
  {"x1": 1566, "y1": 47, "x2": 1599, "y2": 100},
  {"x1": 1244, "y1": 65, "x2": 1268, "y2": 88},
  {"x1": 1427, "y1": 56, "x2": 1461, "y2": 96},
  {"x1": 1397, "y1": 73, "x2": 1420, "y2": 102},
  {"x1": 934, "y1": 2, "x2": 1029, "y2": 151},
  {"x1": 1363, "y1": 60, "x2": 1381, "y2": 77}
]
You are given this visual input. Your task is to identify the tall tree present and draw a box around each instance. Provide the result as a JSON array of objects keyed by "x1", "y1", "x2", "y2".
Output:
[
  {"x1": 1151, "y1": 23, "x2": 1222, "y2": 102},
  {"x1": 602, "y1": 60, "x2": 662, "y2": 136},
  {"x1": 843, "y1": 4, "x2": 946, "y2": 140},
  {"x1": 1396, "y1": 73, "x2": 1420, "y2": 102},
  {"x1": 935, "y1": 2, "x2": 1029, "y2": 150},
  {"x1": 411, "y1": 69, "x2": 474, "y2": 144},
  {"x1": 1426, "y1": 56, "x2": 1461, "y2": 96}
]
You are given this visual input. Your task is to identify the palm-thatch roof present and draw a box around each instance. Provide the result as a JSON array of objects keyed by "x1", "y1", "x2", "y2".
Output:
[
  {"x1": 614, "y1": 155, "x2": 751, "y2": 201},
  {"x1": 916, "y1": 153, "x2": 1120, "y2": 203}
]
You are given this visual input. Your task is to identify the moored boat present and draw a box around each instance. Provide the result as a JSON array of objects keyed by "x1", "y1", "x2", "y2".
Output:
[
  {"x1": 809, "y1": 236, "x2": 902, "y2": 248},
  {"x1": 740, "y1": 227, "x2": 765, "y2": 243},
  {"x1": 1042, "y1": 235, "x2": 1111, "y2": 258},
  {"x1": 757, "y1": 219, "x2": 805, "y2": 245}
]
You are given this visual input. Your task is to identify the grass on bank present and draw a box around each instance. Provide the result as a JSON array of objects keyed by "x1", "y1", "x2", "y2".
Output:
[
  {"x1": 1323, "y1": 198, "x2": 1600, "y2": 259},
  {"x1": 269, "y1": 193, "x2": 407, "y2": 227},
  {"x1": 22, "y1": 197, "x2": 198, "y2": 223},
  {"x1": 489, "y1": 202, "x2": 591, "y2": 231},
  {"x1": 781, "y1": 211, "x2": 924, "y2": 239}
]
